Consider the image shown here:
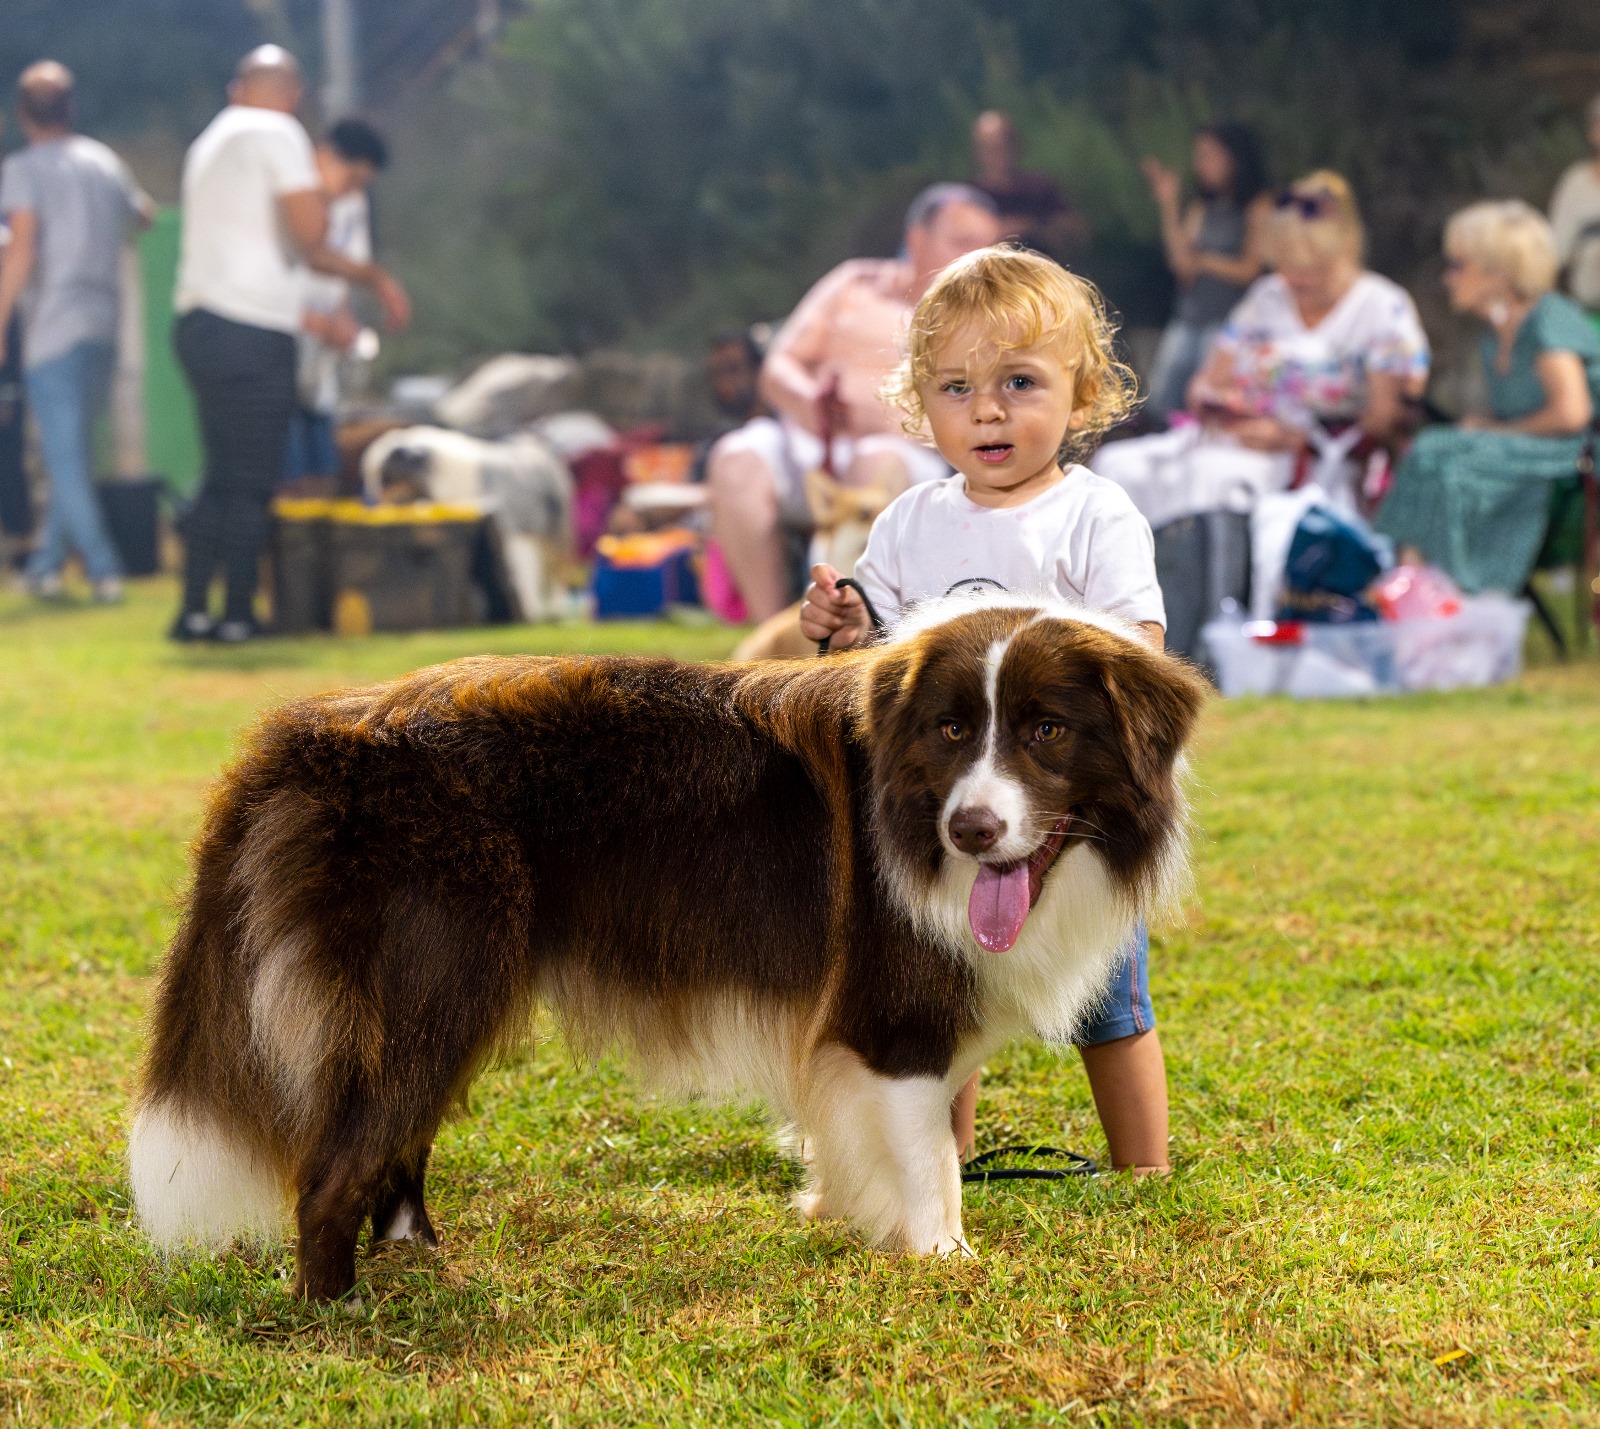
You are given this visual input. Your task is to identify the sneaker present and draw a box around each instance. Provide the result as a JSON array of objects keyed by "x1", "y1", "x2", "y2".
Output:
[
  {"x1": 212, "y1": 618, "x2": 257, "y2": 644},
  {"x1": 27, "y1": 571, "x2": 66, "y2": 600},
  {"x1": 169, "y1": 611, "x2": 215, "y2": 643},
  {"x1": 92, "y1": 577, "x2": 125, "y2": 605}
]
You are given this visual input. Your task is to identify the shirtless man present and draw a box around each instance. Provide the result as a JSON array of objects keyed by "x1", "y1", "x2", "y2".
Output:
[{"x1": 707, "y1": 183, "x2": 1002, "y2": 621}]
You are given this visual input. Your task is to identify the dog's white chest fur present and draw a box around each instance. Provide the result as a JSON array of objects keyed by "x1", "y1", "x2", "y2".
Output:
[{"x1": 916, "y1": 845, "x2": 1138, "y2": 1052}]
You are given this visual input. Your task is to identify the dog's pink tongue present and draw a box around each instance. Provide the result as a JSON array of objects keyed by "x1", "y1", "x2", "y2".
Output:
[{"x1": 968, "y1": 862, "x2": 1032, "y2": 953}]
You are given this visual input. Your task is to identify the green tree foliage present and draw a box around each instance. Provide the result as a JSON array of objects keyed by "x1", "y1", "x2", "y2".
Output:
[
  {"x1": 487, "y1": 0, "x2": 987, "y2": 347},
  {"x1": 378, "y1": 0, "x2": 1587, "y2": 365},
  {"x1": 395, "y1": 0, "x2": 1462, "y2": 351},
  {"x1": 5, "y1": 0, "x2": 1597, "y2": 374}
]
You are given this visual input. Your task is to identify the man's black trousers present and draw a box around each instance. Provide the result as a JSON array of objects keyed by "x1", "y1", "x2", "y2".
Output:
[{"x1": 174, "y1": 308, "x2": 296, "y2": 624}]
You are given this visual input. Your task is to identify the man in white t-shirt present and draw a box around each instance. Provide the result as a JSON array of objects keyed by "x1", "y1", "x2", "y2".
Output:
[{"x1": 170, "y1": 46, "x2": 410, "y2": 644}]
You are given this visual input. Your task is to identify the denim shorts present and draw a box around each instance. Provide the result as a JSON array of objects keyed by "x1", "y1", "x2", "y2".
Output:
[{"x1": 1076, "y1": 921, "x2": 1155, "y2": 1046}]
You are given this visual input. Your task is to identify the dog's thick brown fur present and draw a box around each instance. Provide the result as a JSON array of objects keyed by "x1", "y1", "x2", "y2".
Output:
[{"x1": 131, "y1": 599, "x2": 1205, "y2": 1300}]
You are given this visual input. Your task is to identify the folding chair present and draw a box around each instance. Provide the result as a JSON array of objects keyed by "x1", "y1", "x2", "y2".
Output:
[{"x1": 1524, "y1": 421, "x2": 1600, "y2": 658}]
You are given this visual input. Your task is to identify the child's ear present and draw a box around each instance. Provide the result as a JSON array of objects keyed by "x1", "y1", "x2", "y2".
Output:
[{"x1": 1068, "y1": 367, "x2": 1104, "y2": 431}]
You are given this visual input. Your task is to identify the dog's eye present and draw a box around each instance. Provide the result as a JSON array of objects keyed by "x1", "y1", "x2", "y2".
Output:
[
  {"x1": 939, "y1": 719, "x2": 966, "y2": 742},
  {"x1": 1033, "y1": 721, "x2": 1061, "y2": 743}
]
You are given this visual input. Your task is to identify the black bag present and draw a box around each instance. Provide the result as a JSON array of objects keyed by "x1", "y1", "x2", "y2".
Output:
[
  {"x1": 1152, "y1": 510, "x2": 1251, "y2": 665},
  {"x1": 94, "y1": 477, "x2": 163, "y2": 576},
  {"x1": 0, "y1": 315, "x2": 28, "y2": 541}
]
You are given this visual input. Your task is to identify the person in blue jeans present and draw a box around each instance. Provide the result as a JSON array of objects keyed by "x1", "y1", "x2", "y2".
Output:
[{"x1": 0, "y1": 60, "x2": 152, "y2": 601}]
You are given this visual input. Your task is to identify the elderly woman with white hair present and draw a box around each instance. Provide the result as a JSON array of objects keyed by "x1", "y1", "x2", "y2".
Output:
[
  {"x1": 1376, "y1": 200, "x2": 1600, "y2": 593},
  {"x1": 1094, "y1": 171, "x2": 1430, "y2": 529}
]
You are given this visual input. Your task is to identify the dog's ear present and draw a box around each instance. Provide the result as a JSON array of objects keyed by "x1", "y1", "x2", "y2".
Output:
[
  {"x1": 1098, "y1": 645, "x2": 1208, "y2": 801},
  {"x1": 862, "y1": 642, "x2": 923, "y2": 754}
]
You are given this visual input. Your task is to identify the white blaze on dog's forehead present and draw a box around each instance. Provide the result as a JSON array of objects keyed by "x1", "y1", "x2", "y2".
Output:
[
  {"x1": 885, "y1": 588, "x2": 1149, "y2": 651},
  {"x1": 939, "y1": 634, "x2": 1033, "y2": 866},
  {"x1": 981, "y1": 637, "x2": 1005, "y2": 752}
]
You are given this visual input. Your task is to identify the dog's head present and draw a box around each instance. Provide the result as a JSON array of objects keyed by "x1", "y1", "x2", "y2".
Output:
[
  {"x1": 375, "y1": 444, "x2": 434, "y2": 504},
  {"x1": 805, "y1": 469, "x2": 893, "y2": 575},
  {"x1": 862, "y1": 598, "x2": 1207, "y2": 951}
]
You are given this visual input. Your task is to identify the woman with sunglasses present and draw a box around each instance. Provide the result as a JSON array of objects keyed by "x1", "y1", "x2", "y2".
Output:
[
  {"x1": 1375, "y1": 200, "x2": 1600, "y2": 595},
  {"x1": 1093, "y1": 172, "x2": 1429, "y2": 617},
  {"x1": 1140, "y1": 123, "x2": 1273, "y2": 422}
]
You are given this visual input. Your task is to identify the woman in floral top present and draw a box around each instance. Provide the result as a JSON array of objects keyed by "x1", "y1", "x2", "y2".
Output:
[{"x1": 1094, "y1": 171, "x2": 1430, "y2": 529}]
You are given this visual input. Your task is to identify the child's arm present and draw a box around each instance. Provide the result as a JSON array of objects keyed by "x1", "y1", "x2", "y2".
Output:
[
  {"x1": 799, "y1": 564, "x2": 872, "y2": 650},
  {"x1": 1138, "y1": 622, "x2": 1165, "y2": 652}
]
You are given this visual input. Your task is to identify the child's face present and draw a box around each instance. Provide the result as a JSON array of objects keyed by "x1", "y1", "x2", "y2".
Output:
[{"x1": 920, "y1": 322, "x2": 1084, "y2": 506}]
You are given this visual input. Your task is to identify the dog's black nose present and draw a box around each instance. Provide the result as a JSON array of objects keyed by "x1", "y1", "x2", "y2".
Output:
[{"x1": 948, "y1": 807, "x2": 1003, "y2": 854}]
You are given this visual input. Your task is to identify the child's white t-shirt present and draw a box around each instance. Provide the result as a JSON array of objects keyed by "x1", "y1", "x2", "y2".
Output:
[{"x1": 852, "y1": 464, "x2": 1167, "y2": 630}]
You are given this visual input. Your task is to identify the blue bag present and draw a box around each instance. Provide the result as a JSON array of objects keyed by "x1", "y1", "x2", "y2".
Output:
[{"x1": 1276, "y1": 505, "x2": 1387, "y2": 624}]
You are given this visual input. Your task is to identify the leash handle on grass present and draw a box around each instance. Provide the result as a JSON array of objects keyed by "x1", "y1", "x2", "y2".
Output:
[
  {"x1": 816, "y1": 577, "x2": 884, "y2": 657},
  {"x1": 960, "y1": 1144, "x2": 1098, "y2": 1183}
]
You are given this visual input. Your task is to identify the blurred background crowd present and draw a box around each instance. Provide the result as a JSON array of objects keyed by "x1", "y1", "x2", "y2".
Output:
[{"x1": 1, "y1": 0, "x2": 1598, "y2": 670}]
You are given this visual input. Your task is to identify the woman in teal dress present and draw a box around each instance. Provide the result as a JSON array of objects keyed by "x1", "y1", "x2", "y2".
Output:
[{"x1": 1378, "y1": 200, "x2": 1600, "y2": 592}]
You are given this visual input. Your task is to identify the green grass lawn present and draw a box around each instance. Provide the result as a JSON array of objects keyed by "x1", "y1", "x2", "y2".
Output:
[{"x1": 2, "y1": 578, "x2": 1597, "y2": 1426}]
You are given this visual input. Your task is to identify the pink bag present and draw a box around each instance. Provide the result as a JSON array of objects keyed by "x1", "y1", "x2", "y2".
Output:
[
  {"x1": 1370, "y1": 563, "x2": 1462, "y2": 621},
  {"x1": 701, "y1": 540, "x2": 749, "y2": 623}
]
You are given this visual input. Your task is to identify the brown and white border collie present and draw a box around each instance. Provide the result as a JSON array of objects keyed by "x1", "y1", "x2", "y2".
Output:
[{"x1": 129, "y1": 596, "x2": 1206, "y2": 1301}]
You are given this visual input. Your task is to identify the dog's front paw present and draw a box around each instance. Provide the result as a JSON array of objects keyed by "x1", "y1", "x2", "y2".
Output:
[
  {"x1": 794, "y1": 1187, "x2": 833, "y2": 1223},
  {"x1": 901, "y1": 1227, "x2": 973, "y2": 1257}
]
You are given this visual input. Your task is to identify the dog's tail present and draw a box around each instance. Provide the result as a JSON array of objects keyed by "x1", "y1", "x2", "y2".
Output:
[
  {"x1": 129, "y1": 745, "x2": 369, "y2": 1252},
  {"x1": 128, "y1": 1087, "x2": 287, "y2": 1251}
]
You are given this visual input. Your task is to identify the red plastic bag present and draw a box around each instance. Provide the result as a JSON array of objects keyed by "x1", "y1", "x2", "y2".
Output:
[{"x1": 1369, "y1": 563, "x2": 1462, "y2": 621}]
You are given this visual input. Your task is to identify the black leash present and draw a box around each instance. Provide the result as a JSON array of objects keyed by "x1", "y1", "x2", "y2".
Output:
[
  {"x1": 816, "y1": 577, "x2": 885, "y2": 656},
  {"x1": 961, "y1": 1144, "x2": 1098, "y2": 1183}
]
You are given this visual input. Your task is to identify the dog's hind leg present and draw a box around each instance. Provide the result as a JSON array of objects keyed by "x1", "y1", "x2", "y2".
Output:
[
  {"x1": 371, "y1": 1143, "x2": 438, "y2": 1249},
  {"x1": 293, "y1": 1118, "x2": 391, "y2": 1302}
]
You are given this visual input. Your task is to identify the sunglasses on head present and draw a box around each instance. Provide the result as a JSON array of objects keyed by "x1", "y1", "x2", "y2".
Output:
[{"x1": 1274, "y1": 188, "x2": 1337, "y2": 220}]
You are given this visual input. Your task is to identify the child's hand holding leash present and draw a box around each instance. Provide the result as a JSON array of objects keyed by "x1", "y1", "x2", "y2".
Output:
[{"x1": 800, "y1": 563, "x2": 872, "y2": 651}]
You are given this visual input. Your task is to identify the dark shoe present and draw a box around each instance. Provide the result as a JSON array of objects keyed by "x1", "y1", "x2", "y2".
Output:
[
  {"x1": 211, "y1": 618, "x2": 257, "y2": 644},
  {"x1": 169, "y1": 611, "x2": 215, "y2": 642}
]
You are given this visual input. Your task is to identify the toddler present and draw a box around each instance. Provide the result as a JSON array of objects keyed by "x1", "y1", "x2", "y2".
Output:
[{"x1": 800, "y1": 245, "x2": 1171, "y2": 1173}]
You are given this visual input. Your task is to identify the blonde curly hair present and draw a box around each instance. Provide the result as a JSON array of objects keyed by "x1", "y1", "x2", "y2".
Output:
[{"x1": 881, "y1": 245, "x2": 1136, "y2": 461}]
